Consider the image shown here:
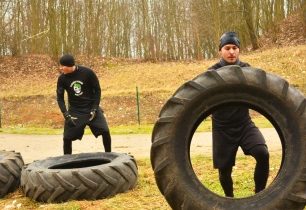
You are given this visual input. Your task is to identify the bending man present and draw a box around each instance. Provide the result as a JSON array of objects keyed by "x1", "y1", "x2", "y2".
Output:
[{"x1": 57, "y1": 54, "x2": 111, "y2": 154}]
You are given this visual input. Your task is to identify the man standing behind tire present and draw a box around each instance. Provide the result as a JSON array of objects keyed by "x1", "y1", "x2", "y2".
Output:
[
  {"x1": 57, "y1": 54, "x2": 111, "y2": 154},
  {"x1": 209, "y1": 32, "x2": 269, "y2": 197}
]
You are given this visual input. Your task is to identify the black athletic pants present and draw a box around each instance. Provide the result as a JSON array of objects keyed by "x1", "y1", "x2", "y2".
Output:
[
  {"x1": 63, "y1": 131, "x2": 112, "y2": 154},
  {"x1": 218, "y1": 145, "x2": 269, "y2": 197}
]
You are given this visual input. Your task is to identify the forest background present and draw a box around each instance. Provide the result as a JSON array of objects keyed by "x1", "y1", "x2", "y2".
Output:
[
  {"x1": 0, "y1": 1, "x2": 305, "y2": 209},
  {"x1": 1, "y1": 0, "x2": 305, "y2": 59}
]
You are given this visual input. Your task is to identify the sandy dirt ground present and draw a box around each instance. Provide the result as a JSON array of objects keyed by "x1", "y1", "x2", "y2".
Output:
[{"x1": 0, "y1": 128, "x2": 281, "y2": 164}]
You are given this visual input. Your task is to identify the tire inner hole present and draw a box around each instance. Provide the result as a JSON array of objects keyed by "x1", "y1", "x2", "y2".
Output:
[{"x1": 49, "y1": 159, "x2": 111, "y2": 169}]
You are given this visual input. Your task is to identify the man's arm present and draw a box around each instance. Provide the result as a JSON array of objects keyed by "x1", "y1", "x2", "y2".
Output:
[
  {"x1": 56, "y1": 77, "x2": 68, "y2": 114},
  {"x1": 87, "y1": 70, "x2": 101, "y2": 121},
  {"x1": 90, "y1": 70, "x2": 101, "y2": 110}
]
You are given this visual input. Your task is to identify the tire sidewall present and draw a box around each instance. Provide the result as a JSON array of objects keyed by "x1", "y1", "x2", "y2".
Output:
[{"x1": 21, "y1": 152, "x2": 138, "y2": 202}]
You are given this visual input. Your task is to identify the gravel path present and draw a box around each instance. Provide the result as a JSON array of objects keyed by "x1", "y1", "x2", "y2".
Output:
[{"x1": 0, "y1": 128, "x2": 281, "y2": 164}]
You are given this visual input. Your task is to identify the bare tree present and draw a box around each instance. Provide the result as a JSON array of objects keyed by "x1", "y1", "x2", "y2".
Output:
[
  {"x1": 48, "y1": 0, "x2": 59, "y2": 59},
  {"x1": 0, "y1": 0, "x2": 303, "y2": 59},
  {"x1": 242, "y1": 0, "x2": 259, "y2": 49}
]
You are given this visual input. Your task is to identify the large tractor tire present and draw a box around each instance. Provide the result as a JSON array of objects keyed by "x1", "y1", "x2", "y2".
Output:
[
  {"x1": 0, "y1": 150, "x2": 24, "y2": 198},
  {"x1": 151, "y1": 65, "x2": 306, "y2": 210},
  {"x1": 21, "y1": 152, "x2": 138, "y2": 203}
]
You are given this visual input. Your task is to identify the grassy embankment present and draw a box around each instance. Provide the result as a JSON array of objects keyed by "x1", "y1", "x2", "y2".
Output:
[{"x1": 0, "y1": 45, "x2": 305, "y2": 135}]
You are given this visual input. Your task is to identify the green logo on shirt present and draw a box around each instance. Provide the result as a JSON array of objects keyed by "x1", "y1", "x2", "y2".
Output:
[{"x1": 71, "y1": 81, "x2": 83, "y2": 96}]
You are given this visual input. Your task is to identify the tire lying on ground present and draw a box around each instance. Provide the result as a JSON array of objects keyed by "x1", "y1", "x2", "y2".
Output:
[
  {"x1": 0, "y1": 150, "x2": 24, "y2": 198},
  {"x1": 151, "y1": 65, "x2": 306, "y2": 210},
  {"x1": 21, "y1": 152, "x2": 138, "y2": 203}
]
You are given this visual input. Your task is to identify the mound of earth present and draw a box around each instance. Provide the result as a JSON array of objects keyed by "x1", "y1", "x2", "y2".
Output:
[{"x1": 259, "y1": 10, "x2": 306, "y2": 48}]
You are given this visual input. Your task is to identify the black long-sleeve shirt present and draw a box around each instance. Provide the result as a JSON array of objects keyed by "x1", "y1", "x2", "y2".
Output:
[
  {"x1": 208, "y1": 59, "x2": 252, "y2": 129},
  {"x1": 56, "y1": 65, "x2": 101, "y2": 114}
]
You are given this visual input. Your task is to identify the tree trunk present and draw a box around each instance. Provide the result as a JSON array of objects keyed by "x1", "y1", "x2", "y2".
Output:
[{"x1": 242, "y1": 0, "x2": 259, "y2": 50}]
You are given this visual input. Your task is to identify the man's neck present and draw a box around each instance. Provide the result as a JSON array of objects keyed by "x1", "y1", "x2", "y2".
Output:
[
  {"x1": 69, "y1": 65, "x2": 77, "y2": 73},
  {"x1": 220, "y1": 59, "x2": 240, "y2": 66}
]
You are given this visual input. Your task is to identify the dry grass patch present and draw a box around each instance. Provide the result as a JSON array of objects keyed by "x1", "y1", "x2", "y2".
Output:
[
  {"x1": 0, "y1": 45, "x2": 305, "y2": 129},
  {"x1": 0, "y1": 154, "x2": 282, "y2": 210}
]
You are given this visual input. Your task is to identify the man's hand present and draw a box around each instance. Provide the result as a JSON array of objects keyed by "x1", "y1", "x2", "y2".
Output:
[
  {"x1": 64, "y1": 112, "x2": 78, "y2": 126},
  {"x1": 89, "y1": 108, "x2": 97, "y2": 121}
]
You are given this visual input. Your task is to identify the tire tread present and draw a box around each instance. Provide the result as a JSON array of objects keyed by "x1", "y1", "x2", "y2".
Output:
[
  {"x1": 151, "y1": 66, "x2": 306, "y2": 210},
  {"x1": 21, "y1": 153, "x2": 138, "y2": 202}
]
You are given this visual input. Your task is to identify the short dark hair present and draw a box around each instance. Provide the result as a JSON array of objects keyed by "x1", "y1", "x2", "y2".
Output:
[
  {"x1": 219, "y1": 32, "x2": 240, "y2": 50},
  {"x1": 59, "y1": 54, "x2": 75, "y2": 67}
]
